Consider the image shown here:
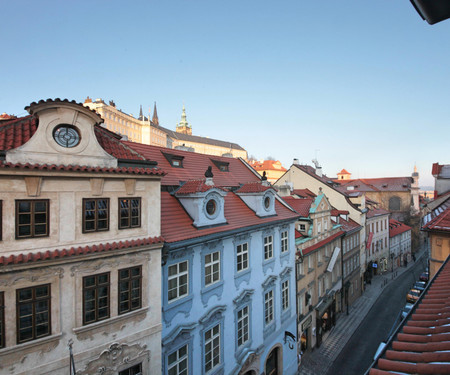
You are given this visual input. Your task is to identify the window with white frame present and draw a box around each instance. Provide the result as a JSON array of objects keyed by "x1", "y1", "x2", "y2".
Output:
[
  {"x1": 296, "y1": 261, "x2": 304, "y2": 276},
  {"x1": 308, "y1": 255, "x2": 313, "y2": 270},
  {"x1": 205, "y1": 251, "x2": 220, "y2": 287},
  {"x1": 204, "y1": 324, "x2": 221, "y2": 373},
  {"x1": 264, "y1": 235, "x2": 273, "y2": 260},
  {"x1": 317, "y1": 250, "x2": 322, "y2": 264},
  {"x1": 236, "y1": 243, "x2": 249, "y2": 272},
  {"x1": 237, "y1": 306, "x2": 250, "y2": 347},
  {"x1": 281, "y1": 231, "x2": 288, "y2": 253},
  {"x1": 299, "y1": 223, "x2": 306, "y2": 231},
  {"x1": 281, "y1": 280, "x2": 289, "y2": 311},
  {"x1": 168, "y1": 261, "x2": 189, "y2": 302},
  {"x1": 317, "y1": 221, "x2": 322, "y2": 233},
  {"x1": 168, "y1": 344, "x2": 188, "y2": 375},
  {"x1": 264, "y1": 290, "x2": 274, "y2": 325}
]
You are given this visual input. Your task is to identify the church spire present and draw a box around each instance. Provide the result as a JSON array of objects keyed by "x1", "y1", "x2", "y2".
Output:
[
  {"x1": 176, "y1": 104, "x2": 192, "y2": 135},
  {"x1": 139, "y1": 105, "x2": 143, "y2": 120},
  {"x1": 152, "y1": 102, "x2": 159, "y2": 126}
]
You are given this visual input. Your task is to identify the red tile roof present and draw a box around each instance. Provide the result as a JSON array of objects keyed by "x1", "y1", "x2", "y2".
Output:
[
  {"x1": 422, "y1": 195, "x2": 450, "y2": 233},
  {"x1": 0, "y1": 114, "x2": 146, "y2": 161},
  {"x1": 302, "y1": 231, "x2": 344, "y2": 255},
  {"x1": 124, "y1": 141, "x2": 260, "y2": 187},
  {"x1": 281, "y1": 196, "x2": 314, "y2": 217},
  {"x1": 339, "y1": 217, "x2": 362, "y2": 233},
  {"x1": 367, "y1": 208, "x2": 390, "y2": 218},
  {"x1": 292, "y1": 189, "x2": 316, "y2": 198},
  {"x1": 236, "y1": 182, "x2": 273, "y2": 193},
  {"x1": 176, "y1": 180, "x2": 225, "y2": 195},
  {"x1": 338, "y1": 169, "x2": 351, "y2": 175},
  {"x1": 161, "y1": 191, "x2": 299, "y2": 243},
  {"x1": 368, "y1": 257, "x2": 450, "y2": 375},
  {"x1": 0, "y1": 115, "x2": 37, "y2": 151},
  {"x1": 334, "y1": 177, "x2": 413, "y2": 192},
  {"x1": 0, "y1": 236, "x2": 164, "y2": 266},
  {"x1": 389, "y1": 219, "x2": 412, "y2": 238},
  {"x1": 331, "y1": 209, "x2": 350, "y2": 216},
  {"x1": 295, "y1": 229, "x2": 304, "y2": 239},
  {"x1": 0, "y1": 161, "x2": 164, "y2": 176}
]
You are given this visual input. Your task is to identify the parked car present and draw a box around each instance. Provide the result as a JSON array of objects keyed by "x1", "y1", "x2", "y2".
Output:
[
  {"x1": 419, "y1": 272, "x2": 429, "y2": 282},
  {"x1": 401, "y1": 303, "x2": 414, "y2": 319},
  {"x1": 413, "y1": 281, "x2": 426, "y2": 292},
  {"x1": 406, "y1": 289, "x2": 421, "y2": 303}
]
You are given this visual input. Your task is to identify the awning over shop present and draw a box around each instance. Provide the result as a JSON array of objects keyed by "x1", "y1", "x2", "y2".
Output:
[
  {"x1": 327, "y1": 246, "x2": 340, "y2": 272},
  {"x1": 316, "y1": 296, "x2": 333, "y2": 316},
  {"x1": 330, "y1": 279, "x2": 342, "y2": 294}
]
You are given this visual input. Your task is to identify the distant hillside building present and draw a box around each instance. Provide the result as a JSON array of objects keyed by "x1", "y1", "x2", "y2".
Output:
[
  {"x1": 333, "y1": 167, "x2": 420, "y2": 221},
  {"x1": 249, "y1": 159, "x2": 287, "y2": 184},
  {"x1": 84, "y1": 98, "x2": 247, "y2": 159}
]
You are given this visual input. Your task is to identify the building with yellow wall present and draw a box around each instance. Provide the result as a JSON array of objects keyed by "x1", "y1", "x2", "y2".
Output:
[{"x1": 84, "y1": 98, "x2": 247, "y2": 159}]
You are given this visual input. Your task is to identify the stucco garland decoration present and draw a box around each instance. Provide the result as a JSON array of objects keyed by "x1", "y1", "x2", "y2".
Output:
[
  {"x1": 0, "y1": 267, "x2": 64, "y2": 286},
  {"x1": 76, "y1": 342, "x2": 149, "y2": 375},
  {"x1": 70, "y1": 253, "x2": 150, "y2": 276},
  {"x1": 170, "y1": 247, "x2": 194, "y2": 260}
]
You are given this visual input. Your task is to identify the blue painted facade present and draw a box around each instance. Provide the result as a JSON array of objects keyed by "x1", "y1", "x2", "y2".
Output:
[{"x1": 161, "y1": 221, "x2": 299, "y2": 375}]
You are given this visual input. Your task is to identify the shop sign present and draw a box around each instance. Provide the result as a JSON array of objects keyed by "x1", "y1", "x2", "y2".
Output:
[{"x1": 301, "y1": 315, "x2": 312, "y2": 331}]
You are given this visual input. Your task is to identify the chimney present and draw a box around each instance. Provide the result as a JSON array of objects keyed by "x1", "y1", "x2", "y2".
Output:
[
  {"x1": 316, "y1": 166, "x2": 323, "y2": 177},
  {"x1": 293, "y1": 158, "x2": 300, "y2": 165}
]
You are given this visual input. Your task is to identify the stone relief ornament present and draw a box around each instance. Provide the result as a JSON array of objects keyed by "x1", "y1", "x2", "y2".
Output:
[
  {"x1": 70, "y1": 253, "x2": 150, "y2": 276},
  {"x1": 76, "y1": 342, "x2": 149, "y2": 375},
  {"x1": 0, "y1": 267, "x2": 64, "y2": 286}
]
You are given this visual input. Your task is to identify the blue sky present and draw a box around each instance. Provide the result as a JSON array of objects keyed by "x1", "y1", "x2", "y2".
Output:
[{"x1": 1, "y1": 1, "x2": 449, "y2": 187}]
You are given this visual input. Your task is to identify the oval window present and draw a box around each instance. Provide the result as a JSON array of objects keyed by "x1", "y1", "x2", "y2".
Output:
[
  {"x1": 264, "y1": 196, "x2": 271, "y2": 209},
  {"x1": 206, "y1": 199, "x2": 217, "y2": 216}
]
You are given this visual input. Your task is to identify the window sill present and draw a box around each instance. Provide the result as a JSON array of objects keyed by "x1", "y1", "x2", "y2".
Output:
[
  {"x1": 0, "y1": 332, "x2": 62, "y2": 355},
  {"x1": 73, "y1": 306, "x2": 149, "y2": 335}
]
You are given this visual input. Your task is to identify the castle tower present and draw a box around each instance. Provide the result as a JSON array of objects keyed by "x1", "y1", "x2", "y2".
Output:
[{"x1": 176, "y1": 104, "x2": 192, "y2": 135}]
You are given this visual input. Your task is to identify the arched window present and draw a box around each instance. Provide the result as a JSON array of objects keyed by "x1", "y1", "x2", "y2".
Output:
[{"x1": 389, "y1": 196, "x2": 401, "y2": 211}]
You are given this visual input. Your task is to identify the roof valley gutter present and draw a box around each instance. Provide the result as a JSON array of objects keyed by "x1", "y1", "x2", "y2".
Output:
[{"x1": 163, "y1": 217, "x2": 299, "y2": 252}]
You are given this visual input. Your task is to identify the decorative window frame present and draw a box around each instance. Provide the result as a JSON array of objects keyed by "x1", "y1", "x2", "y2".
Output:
[
  {"x1": 233, "y1": 234, "x2": 252, "y2": 288},
  {"x1": 163, "y1": 248, "x2": 194, "y2": 326},
  {"x1": 15, "y1": 199, "x2": 50, "y2": 239},
  {"x1": 262, "y1": 275, "x2": 277, "y2": 338},
  {"x1": 280, "y1": 267, "x2": 293, "y2": 323},
  {"x1": 233, "y1": 289, "x2": 254, "y2": 360},
  {"x1": 162, "y1": 322, "x2": 196, "y2": 375},
  {"x1": 279, "y1": 226, "x2": 290, "y2": 265},
  {"x1": 203, "y1": 192, "x2": 222, "y2": 221},
  {"x1": 200, "y1": 305, "x2": 226, "y2": 375},
  {"x1": 201, "y1": 241, "x2": 224, "y2": 306},
  {"x1": 262, "y1": 229, "x2": 275, "y2": 275}
]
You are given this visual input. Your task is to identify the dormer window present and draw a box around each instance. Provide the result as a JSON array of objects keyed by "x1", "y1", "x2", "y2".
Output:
[
  {"x1": 264, "y1": 196, "x2": 271, "y2": 210},
  {"x1": 162, "y1": 152, "x2": 184, "y2": 168},
  {"x1": 206, "y1": 197, "x2": 217, "y2": 216},
  {"x1": 211, "y1": 159, "x2": 229, "y2": 172}
]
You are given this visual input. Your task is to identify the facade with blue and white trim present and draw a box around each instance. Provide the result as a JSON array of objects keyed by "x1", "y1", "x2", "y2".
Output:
[{"x1": 161, "y1": 182, "x2": 299, "y2": 375}]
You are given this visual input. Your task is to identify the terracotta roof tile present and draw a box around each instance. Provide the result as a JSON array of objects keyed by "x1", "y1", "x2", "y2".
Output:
[
  {"x1": 368, "y1": 258, "x2": 450, "y2": 375},
  {"x1": 161, "y1": 191, "x2": 299, "y2": 243},
  {"x1": 281, "y1": 196, "x2": 314, "y2": 217},
  {"x1": 389, "y1": 219, "x2": 412, "y2": 238},
  {"x1": 236, "y1": 182, "x2": 273, "y2": 193},
  {"x1": 367, "y1": 208, "x2": 390, "y2": 218},
  {"x1": 0, "y1": 161, "x2": 164, "y2": 176},
  {"x1": 334, "y1": 177, "x2": 413, "y2": 192},
  {"x1": 0, "y1": 236, "x2": 164, "y2": 266},
  {"x1": 176, "y1": 180, "x2": 226, "y2": 195},
  {"x1": 302, "y1": 231, "x2": 344, "y2": 254},
  {"x1": 422, "y1": 199, "x2": 450, "y2": 233},
  {"x1": 292, "y1": 189, "x2": 316, "y2": 198},
  {"x1": 124, "y1": 141, "x2": 259, "y2": 187}
]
